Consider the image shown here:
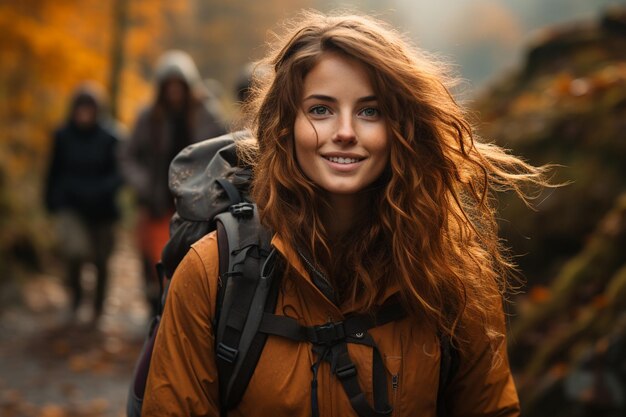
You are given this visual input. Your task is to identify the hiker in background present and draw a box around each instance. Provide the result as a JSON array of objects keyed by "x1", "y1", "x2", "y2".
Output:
[
  {"x1": 44, "y1": 82, "x2": 123, "y2": 325},
  {"x1": 143, "y1": 12, "x2": 553, "y2": 416},
  {"x1": 120, "y1": 50, "x2": 227, "y2": 316}
]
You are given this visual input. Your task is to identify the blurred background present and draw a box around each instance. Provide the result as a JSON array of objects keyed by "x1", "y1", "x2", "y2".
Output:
[{"x1": 0, "y1": 0, "x2": 624, "y2": 416}]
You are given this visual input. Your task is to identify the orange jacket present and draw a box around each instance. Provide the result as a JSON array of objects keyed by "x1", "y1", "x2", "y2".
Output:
[{"x1": 142, "y1": 232, "x2": 520, "y2": 417}]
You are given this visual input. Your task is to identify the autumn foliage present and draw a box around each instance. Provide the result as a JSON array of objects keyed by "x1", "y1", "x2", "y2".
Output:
[{"x1": 0, "y1": 0, "x2": 313, "y2": 275}]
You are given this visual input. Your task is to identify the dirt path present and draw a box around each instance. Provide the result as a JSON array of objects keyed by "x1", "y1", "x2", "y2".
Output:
[{"x1": 0, "y1": 229, "x2": 150, "y2": 417}]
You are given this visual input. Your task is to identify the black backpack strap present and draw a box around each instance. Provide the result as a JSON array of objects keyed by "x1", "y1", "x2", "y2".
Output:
[
  {"x1": 214, "y1": 203, "x2": 277, "y2": 412},
  {"x1": 214, "y1": 221, "x2": 231, "y2": 328},
  {"x1": 223, "y1": 250, "x2": 281, "y2": 410},
  {"x1": 256, "y1": 299, "x2": 406, "y2": 417},
  {"x1": 329, "y1": 340, "x2": 391, "y2": 417},
  {"x1": 216, "y1": 178, "x2": 243, "y2": 206}
]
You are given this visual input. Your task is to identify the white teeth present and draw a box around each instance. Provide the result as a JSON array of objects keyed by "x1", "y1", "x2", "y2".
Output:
[{"x1": 327, "y1": 156, "x2": 360, "y2": 164}]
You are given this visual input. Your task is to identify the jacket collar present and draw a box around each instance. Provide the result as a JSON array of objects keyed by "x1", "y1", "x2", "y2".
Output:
[{"x1": 270, "y1": 234, "x2": 401, "y2": 314}]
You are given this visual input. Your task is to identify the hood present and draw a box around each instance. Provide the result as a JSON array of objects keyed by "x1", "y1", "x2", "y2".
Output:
[
  {"x1": 66, "y1": 81, "x2": 107, "y2": 123},
  {"x1": 154, "y1": 50, "x2": 205, "y2": 90}
]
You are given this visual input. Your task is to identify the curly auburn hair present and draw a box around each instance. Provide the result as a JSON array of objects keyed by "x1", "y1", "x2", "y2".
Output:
[{"x1": 238, "y1": 11, "x2": 551, "y2": 347}]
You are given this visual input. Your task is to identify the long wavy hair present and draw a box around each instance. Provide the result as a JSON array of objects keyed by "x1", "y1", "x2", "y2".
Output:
[{"x1": 238, "y1": 11, "x2": 551, "y2": 348}]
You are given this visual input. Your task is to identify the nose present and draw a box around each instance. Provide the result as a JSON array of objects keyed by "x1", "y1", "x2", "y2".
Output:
[{"x1": 332, "y1": 114, "x2": 356, "y2": 144}]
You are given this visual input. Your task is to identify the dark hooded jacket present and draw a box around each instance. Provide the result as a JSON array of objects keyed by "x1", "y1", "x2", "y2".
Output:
[
  {"x1": 44, "y1": 86, "x2": 123, "y2": 222},
  {"x1": 120, "y1": 50, "x2": 227, "y2": 217}
]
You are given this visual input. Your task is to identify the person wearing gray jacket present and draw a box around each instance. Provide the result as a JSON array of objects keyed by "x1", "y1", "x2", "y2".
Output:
[{"x1": 120, "y1": 50, "x2": 227, "y2": 315}]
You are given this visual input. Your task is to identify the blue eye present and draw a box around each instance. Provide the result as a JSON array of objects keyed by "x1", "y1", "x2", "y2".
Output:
[
  {"x1": 360, "y1": 107, "x2": 380, "y2": 118},
  {"x1": 309, "y1": 105, "x2": 329, "y2": 116}
]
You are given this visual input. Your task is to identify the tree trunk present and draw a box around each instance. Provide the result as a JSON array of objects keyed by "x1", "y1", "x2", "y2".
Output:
[{"x1": 108, "y1": 0, "x2": 130, "y2": 119}]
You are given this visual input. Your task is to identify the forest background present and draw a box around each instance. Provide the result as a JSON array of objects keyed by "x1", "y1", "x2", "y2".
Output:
[
  {"x1": 0, "y1": 1, "x2": 624, "y2": 416},
  {"x1": 0, "y1": 0, "x2": 618, "y2": 281}
]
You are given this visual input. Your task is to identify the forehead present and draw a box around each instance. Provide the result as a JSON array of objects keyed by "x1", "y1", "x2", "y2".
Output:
[{"x1": 302, "y1": 52, "x2": 375, "y2": 97}]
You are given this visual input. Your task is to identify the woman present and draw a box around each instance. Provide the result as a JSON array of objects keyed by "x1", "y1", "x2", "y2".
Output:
[{"x1": 143, "y1": 12, "x2": 550, "y2": 416}]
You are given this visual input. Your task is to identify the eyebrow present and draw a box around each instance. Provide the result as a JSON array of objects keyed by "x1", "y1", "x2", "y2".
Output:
[{"x1": 303, "y1": 94, "x2": 377, "y2": 103}]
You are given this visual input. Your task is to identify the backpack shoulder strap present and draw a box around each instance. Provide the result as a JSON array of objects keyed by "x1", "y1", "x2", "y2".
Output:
[
  {"x1": 214, "y1": 211, "x2": 458, "y2": 416},
  {"x1": 214, "y1": 203, "x2": 279, "y2": 413}
]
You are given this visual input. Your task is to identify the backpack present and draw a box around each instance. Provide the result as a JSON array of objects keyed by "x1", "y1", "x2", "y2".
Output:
[{"x1": 126, "y1": 132, "x2": 459, "y2": 417}]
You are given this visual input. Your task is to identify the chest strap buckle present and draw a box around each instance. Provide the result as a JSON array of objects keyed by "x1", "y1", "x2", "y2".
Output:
[{"x1": 309, "y1": 321, "x2": 346, "y2": 346}]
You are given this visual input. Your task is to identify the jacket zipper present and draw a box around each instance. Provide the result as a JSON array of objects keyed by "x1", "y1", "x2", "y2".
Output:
[
  {"x1": 296, "y1": 247, "x2": 339, "y2": 306},
  {"x1": 296, "y1": 247, "x2": 329, "y2": 284}
]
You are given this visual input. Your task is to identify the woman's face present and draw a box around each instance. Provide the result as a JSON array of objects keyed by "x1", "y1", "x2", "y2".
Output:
[
  {"x1": 293, "y1": 53, "x2": 390, "y2": 200},
  {"x1": 163, "y1": 78, "x2": 187, "y2": 108},
  {"x1": 73, "y1": 103, "x2": 97, "y2": 128}
]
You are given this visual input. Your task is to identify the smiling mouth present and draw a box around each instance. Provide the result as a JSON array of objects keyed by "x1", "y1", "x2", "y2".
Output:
[{"x1": 323, "y1": 156, "x2": 364, "y2": 164}]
